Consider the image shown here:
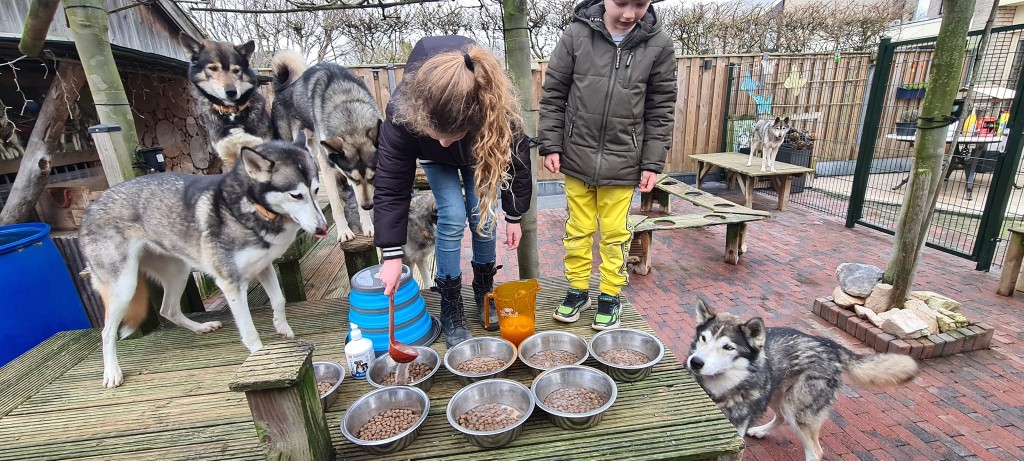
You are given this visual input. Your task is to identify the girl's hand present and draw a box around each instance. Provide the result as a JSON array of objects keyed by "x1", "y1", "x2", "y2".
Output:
[
  {"x1": 379, "y1": 257, "x2": 404, "y2": 296},
  {"x1": 544, "y1": 153, "x2": 561, "y2": 174},
  {"x1": 638, "y1": 171, "x2": 657, "y2": 193},
  {"x1": 505, "y1": 222, "x2": 522, "y2": 250}
]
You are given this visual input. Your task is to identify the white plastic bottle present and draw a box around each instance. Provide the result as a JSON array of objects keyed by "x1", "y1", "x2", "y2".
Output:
[{"x1": 344, "y1": 323, "x2": 375, "y2": 380}]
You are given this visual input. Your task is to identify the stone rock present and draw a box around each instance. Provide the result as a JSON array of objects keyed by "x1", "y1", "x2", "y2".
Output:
[
  {"x1": 836, "y1": 263, "x2": 884, "y2": 298},
  {"x1": 904, "y1": 299, "x2": 938, "y2": 335},
  {"x1": 880, "y1": 309, "x2": 931, "y2": 339},
  {"x1": 832, "y1": 286, "x2": 865, "y2": 308},
  {"x1": 877, "y1": 309, "x2": 899, "y2": 322},
  {"x1": 863, "y1": 283, "x2": 894, "y2": 313},
  {"x1": 935, "y1": 308, "x2": 969, "y2": 332},
  {"x1": 910, "y1": 291, "x2": 962, "y2": 311},
  {"x1": 855, "y1": 305, "x2": 885, "y2": 327}
]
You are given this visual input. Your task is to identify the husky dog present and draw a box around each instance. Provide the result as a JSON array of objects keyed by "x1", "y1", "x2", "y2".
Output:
[
  {"x1": 180, "y1": 33, "x2": 273, "y2": 171},
  {"x1": 80, "y1": 135, "x2": 327, "y2": 388},
  {"x1": 686, "y1": 299, "x2": 918, "y2": 461},
  {"x1": 271, "y1": 51, "x2": 382, "y2": 243},
  {"x1": 404, "y1": 192, "x2": 438, "y2": 283},
  {"x1": 747, "y1": 117, "x2": 790, "y2": 173}
]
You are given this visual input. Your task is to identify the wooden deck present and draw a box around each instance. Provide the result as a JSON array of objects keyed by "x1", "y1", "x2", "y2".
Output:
[
  {"x1": 0, "y1": 277, "x2": 743, "y2": 460},
  {"x1": 690, "y1": 152, "x2": 814, "y2": 211}
]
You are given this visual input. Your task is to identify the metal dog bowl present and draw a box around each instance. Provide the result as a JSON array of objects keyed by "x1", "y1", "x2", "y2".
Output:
[
  {"x1": 366, "y1": 346, "x2": 440, "y2": 391},
  {"x1": 518, "y1": 331, "x2": 589, "y2": 376},
  {"x1": 312, "y1": 361, "x2": 344, "y2": 409},
  {"x1": 588, "y1": 328, "x2": 665, "y2": 382},
  {"x1": 446, "y1": 379, "x2": 535, "y2": 448},
  {"x1": 443, "y1": 337, "x2": 517, "y2": 385},
  {"x1": 531, "y1": 365, "x2": 617, "y2": 430},
  {"x1": 340, "y1": 386, "x2": 430, "y2": 455}
]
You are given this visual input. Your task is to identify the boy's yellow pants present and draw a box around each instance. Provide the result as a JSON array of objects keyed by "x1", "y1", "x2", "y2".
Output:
[{"x1": 562, "y1": 175, "x2": 634, "y2": 297}]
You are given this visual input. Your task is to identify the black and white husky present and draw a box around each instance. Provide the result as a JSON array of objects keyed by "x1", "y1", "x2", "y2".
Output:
[
  {"x1": 80, "y1": 136, "x2": 327, "y2": 388},
  {"x1": 686, "y1": 299, "x2": 919, "y2": 461},
  {"x1": 747, "y1": 117, "x2": 790, "y2": 173}
]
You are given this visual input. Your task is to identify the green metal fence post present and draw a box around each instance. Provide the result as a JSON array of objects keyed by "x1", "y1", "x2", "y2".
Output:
[
  {"x1": 720, "y1": 63, "x2": 736, "y2": 152},
  {"x1": 973, "y1": 66, "x2": 1024, "y2": 270},
  {"x1": 846, "y1": 37, "x2": 895, "y2": 228}
]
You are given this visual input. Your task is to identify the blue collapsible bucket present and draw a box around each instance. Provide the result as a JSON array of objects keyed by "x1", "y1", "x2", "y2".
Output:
[
  {"x1": 0, "y1": 223, "x2": 88, "y2": 366},
  {"x1": 347, "y1": 264, "x2": 440, "y2": 356}
]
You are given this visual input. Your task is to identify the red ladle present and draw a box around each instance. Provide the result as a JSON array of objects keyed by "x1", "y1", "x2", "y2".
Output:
[{"x1": 388, "y1": 293, "x2": 418, "y2": 363}]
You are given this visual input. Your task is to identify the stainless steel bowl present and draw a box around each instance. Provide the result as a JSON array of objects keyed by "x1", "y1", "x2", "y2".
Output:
[
  {"x1": 587, "y1": 328, "x2": 665, "y2": 382},
  {"x1": 531, "y1": 365, "x2": 617, "y2": 430},
  {"x1": 517, "y1": 331, "x2": 589, "y2": 376},
  {"x1": 312, "y1": 361, "x2": 344, "y2": 409},
  {"x1": 446, "y1": 379, "x2": 535, "y2": 448},
  {"x1": 366, "y1": 346, "x2": 440, "y2": 391},
  {"x1": 340, "y1": 386, "x2": 430, "y2": 455},
  {"x1": 443, "y1": 337, "x2": 517, "y2": 385}
]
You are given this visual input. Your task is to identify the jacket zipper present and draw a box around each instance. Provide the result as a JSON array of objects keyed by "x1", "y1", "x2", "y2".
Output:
[
  {"x1": 630, "y1": 127, "x2": 638, "y2": 149},
  {"x1": 594, "y1": 47, "x2": 622, "y2": 184},
  {"x1": 623, "y1": 51, "x2": 635, "y2": 86},
  {"x1": 568, "y1": 118, "x2": 576, "y2": 138}
]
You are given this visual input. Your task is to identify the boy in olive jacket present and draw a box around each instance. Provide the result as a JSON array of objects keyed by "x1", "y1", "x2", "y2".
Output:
[{"x1": 539, "y1": 0, "x2": 677, "y2": 330}]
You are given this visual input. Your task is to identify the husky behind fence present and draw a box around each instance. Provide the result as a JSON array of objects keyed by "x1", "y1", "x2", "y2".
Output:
[{"x1": 80, "y1": 136, "x2": 327, "y2": 388}]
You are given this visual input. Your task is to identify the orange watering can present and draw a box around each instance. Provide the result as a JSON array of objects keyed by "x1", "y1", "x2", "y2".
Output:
[{"x1": 483, "y1": 279, "x2": 540, "y2": 346}]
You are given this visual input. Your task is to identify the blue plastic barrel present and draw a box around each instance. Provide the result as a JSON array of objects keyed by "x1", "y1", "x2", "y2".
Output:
[
  {"x1": 0, "y1": 223, "x2": 88, "y2": 366},
  {"x1": 348, "y1": 264, "x2": 440, "y2": 356}
]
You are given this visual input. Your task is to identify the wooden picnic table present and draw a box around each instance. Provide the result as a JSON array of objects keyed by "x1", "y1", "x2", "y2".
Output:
[
  {"x1": 0, "y1": 277, "x2": 743, "y2": 461},
  {"x1": 690, "y1": 152, "x2": 814, "y2": 211}
]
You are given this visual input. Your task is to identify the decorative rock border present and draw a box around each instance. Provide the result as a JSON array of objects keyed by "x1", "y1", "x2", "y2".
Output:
[{"x1": 811, "y1": 297, "x2": 994, "y2": 359}]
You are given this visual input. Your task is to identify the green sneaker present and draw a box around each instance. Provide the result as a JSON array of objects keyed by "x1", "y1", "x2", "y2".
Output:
[
  {"x1": 592, "y1": 294, "x2": 621, "y2": 330},
  {"x1": 553, "y1": 289, "x2": 591, "y2": 323}
]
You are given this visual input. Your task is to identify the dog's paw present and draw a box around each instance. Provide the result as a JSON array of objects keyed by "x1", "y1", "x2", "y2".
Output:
[
  {"x1": 102, "y1": 365, "x2": 124, "y2": 388},
  {"x1": 336, "y1": 227, "x2": 356, "y2": 243},
  {"x1": 361, "y1": 222, "x2": 374, "y2": 237},
  {"x1": 746, "y1": 426, "x2": 771, "y2": 438},
  {"x1": 194, "y1": 321, "x2": 222, "y2": 334},
  {"x1": 275, "y1": 320, "x2": 295, "y2": 339},
  {"x1": 244, "y1": 339, "x2": 264, "y2": 354}
]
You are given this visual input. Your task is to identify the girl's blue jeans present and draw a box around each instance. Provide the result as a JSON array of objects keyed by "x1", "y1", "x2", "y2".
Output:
[{"x1": 420, "y1": 162, "x2": 496, "y2": 279}]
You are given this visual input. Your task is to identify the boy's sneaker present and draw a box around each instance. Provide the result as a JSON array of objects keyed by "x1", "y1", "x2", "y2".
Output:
[
  {"x1": 553, "y1": 289, "x2": 591, "y2": 323},
  {"x1": 592, "y1": 294, "x2": 621, "y2": 330}
]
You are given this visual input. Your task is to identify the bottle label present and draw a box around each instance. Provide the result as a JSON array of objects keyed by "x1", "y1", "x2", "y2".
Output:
[{"x1": 347, "y1": 353, "x2": 372, "y2": 379}]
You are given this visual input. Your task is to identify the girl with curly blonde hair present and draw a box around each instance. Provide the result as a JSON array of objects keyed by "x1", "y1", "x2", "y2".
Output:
[{"x1": 374, "y1": 36, "x2": 533, "y2": 348}]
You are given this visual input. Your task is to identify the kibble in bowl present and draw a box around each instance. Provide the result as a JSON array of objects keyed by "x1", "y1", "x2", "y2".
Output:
[
  {"x1": 367, "y1": 346, "x2": 440, "y2": 391},
  {"x1": 517, "y1": 331, "x2": 589, "y2": 376},
  {"x1": 443, "y1": 337, "x2": 517, "y2": 385},
  {"x1": 588, "y1": 328, "x2": 665, "y2": 382},
  {"x1": 446, "y1": 379, "x2": 535, "y2": 448},
  {"x1": 531, "y1": 365, "x2": 617, "y2": 430},
  {"x1": 340, "y1": 386, "x2": 430, "y2": 455}
]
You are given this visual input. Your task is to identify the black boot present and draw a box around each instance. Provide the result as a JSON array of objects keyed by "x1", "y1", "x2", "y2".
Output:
[
  {"x1": 471, "y1": 262, "x2": 501, "y2": 331},
  {"x1": 431, "y1": 275, "x2": 472, "y2": 348}
]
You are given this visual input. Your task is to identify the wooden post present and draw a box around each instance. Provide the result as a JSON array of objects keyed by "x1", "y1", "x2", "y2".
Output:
[
  {"x1": 996, "y1": 228, "x2": 1024, "y2": 296},
  {"x1": 229, "y1": 340, "x2": 334, "y2": 461},
  {"x1": 725, "y1": 223, "x2": 746, "y2": 265},
  {"x1": 340, "y1": 235, "x2": 379, "y2": 280},
  {"x1": 276, "y1": 239, "x2": 307, "y2": 303},
  {"x1": 19, "y1": 0, "x2": 61, "y2": 57},
  {"x1": 87, "y1": 125, "x2": 128, "y2": 186}
]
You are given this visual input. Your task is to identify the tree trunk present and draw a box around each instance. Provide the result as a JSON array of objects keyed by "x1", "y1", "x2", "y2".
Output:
[
  {"x1": 64, "y1": 0, "x2": 140, "y2": 186},
  {"x1": 503, "y1": 0, "x2": 540, "y2": 279},
  {"x1": 884, "y1": 0, "x2": 976, "y2": 308},
  {"x1": 19, "y1": 0, "x2": 62, "y2": 57},
  {"x1": 0, "y1": 63, "x2": 87, "y2": 225}
]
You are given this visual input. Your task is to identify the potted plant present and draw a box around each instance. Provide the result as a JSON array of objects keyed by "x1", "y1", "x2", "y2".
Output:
[
  {"x1": 895, "y1": 109, "x2": 919, "y2": 136},
  {"x1": 896, "y1": 83, "x2": 927, "y2": 100}
]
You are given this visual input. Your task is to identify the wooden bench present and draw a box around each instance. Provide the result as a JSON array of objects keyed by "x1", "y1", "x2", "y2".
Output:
[
  {"x1": 690, "y1": 152, "x2": 814, "y2": 211},
  {"x1": 997, "y1": 227, "x2": 1024, "y2": 296},
  {"x1": 630, "y1": 175, "x2": 771, "y2": 274}
]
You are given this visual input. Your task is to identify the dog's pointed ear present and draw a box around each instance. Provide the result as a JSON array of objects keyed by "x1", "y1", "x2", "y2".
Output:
[
  {"x1": 241, "y1": 146, "x2": 275, "y2": 182},
  {"x1": 235, "y1": 41, "x2": 256, "y2": 61},
  {"x1": 179, "y1": 32, "x2": 202, "y2": 60},
  {"x1": 368, "y1": 119, "x2": 382, "y2": 147},
  {"x1": 292, "y1": 130, "x2": 308, "y2": 152},
  {"x1": 695, "y1": 298, "x2": 716, "y2": 324},
  {"x1": 782, "y1": 117, "x2": 790, "y2": 125},
  {"x1": 773, "y1": 116, "x2": 781, "y2": 124},
  {"x1": 740, "y1": 318, "x2": 766, "y2": 350}
]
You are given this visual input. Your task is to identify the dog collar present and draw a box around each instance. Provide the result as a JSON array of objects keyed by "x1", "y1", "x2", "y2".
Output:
[
  {"x1": 211, "y1": 100, "x2": 250, "y2": 115},
  {"x1": 253, "y1": 203, "x2": 282, "y2": 222}
]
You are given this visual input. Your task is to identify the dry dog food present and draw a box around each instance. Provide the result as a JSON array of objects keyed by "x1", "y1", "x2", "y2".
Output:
[
  {"x1": 317, "y1": 381, "x2": 334, "y2": 395},
  {"x1": 528, "y1": 350, "x2": 580, "y2": 368},
  {"x1": 356, "y1": 408, "x2": 419, "y2": 441},
  {"x1": 543, "y1": 387, "x2": 607, "y2": 413},
  {"x1": 382, "y1": 363, "x2": 432, "y2": 385},
  {"x1": 456, "y1": 356, "x2": 506, "y2": 374},
  {"x1": 457, "y1": 403, "x2": 523, "y2": 431},
  {"x1": 599, "y1": 348, "x2": 651, "y2": 366}
]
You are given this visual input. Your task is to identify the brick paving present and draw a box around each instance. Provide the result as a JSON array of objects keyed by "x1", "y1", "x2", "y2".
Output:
[{"x1": 481, "y1": 183, "x2": 1024, "y2": 461}]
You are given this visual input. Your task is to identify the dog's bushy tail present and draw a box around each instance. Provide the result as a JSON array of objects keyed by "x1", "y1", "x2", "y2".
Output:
[
  {"x1": 95, "y1": 271, "x2": 150, "y2": 339},
  {"x1": 841, "y1": 351, "x2": 919, "y2": 389},
  {"x1": 271, "y1": 50, "x2": 306, "y2": 90}
]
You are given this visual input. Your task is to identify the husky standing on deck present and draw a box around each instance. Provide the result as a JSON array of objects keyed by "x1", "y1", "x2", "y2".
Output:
[
  {"x1": 747, "y1": 117, "x2": 790, "y2": 173},
  {"x1": 270, "y1": 51, "x2": 382, "y2": 243},
  {"x1": 404, "y1": 192, "x2": 438, "y2": 284},
  {"x1": 179, "y1": 33, "x2": 273, "y2": 171},
  {"x1": 686, "y1": 299, "x2": 919, "y2": 461},
  {"x1": 80, "y1": 136, "x2": 327, "y2": 388}
]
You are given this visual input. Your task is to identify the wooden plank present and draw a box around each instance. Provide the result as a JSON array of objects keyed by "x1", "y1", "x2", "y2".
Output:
[
  {"x1": 689, "y1": 152, "x2": 813, "y2": 177},
  {"x1": 997, "y1": 227, "x2": 1024, "y2": 296},
  {"x1": 0, "y1": 330, "x2": 99, "y2": 417}
]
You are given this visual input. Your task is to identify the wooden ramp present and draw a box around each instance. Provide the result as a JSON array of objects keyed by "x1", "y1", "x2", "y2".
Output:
[{"x1": 0, "y1": 278, "x2": 742, "y2": 460}]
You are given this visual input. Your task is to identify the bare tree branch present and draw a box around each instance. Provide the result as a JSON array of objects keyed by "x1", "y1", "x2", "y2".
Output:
[{"x1": 187, "y1": 0, "x2": 450, "y2": 14}]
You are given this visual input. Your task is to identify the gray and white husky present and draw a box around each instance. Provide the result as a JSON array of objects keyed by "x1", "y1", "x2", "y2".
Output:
[
  {"x1": 747, "y1": 117, "x2": 790, "y2": 173},
  {"x1": 686, "y1": 299, "x2": 918, "y2": 461},
  {"x1": 270, "y1": 51, "x2": 382, "y2": 243},
  {"x1": 180, "y1": 33, "x2": 273, "y2": 171},
  {"x1": 80, "y1": 136, "x2": 327, "y2": 388},
  {"x1": 404, "y1": 192, "x2": 438, "y2": 284}
]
